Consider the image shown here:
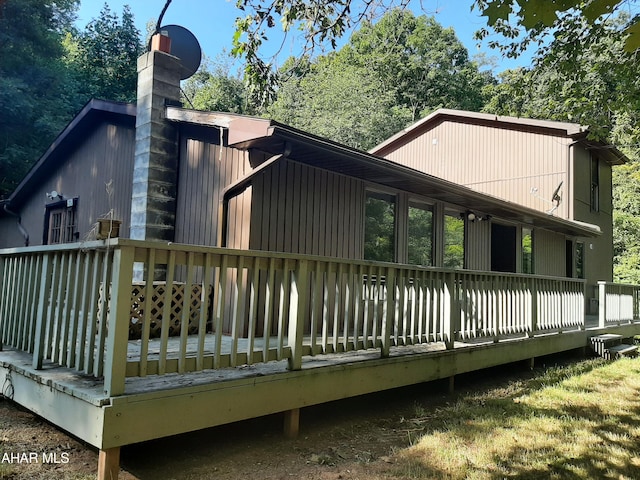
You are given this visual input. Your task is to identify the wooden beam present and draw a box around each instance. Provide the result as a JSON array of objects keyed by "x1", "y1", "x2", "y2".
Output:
[
  {"x1": 448, "y1": 375, "x2": 455, "y2": 395},
  {"x1": 283, "y1": 408, "x2": 300, "y2": 438},
  {"x1": 98, "y1": 447, "x2": 120, "y2": 480}
]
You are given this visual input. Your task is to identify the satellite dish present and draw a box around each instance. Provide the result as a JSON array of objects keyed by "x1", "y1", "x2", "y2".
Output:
[
  {"x1": 159, "y1": 24, "x2": 202, "y2": 80},
  {"x1": 551, "y1": 181, "x2": 563, "y2": 206}
]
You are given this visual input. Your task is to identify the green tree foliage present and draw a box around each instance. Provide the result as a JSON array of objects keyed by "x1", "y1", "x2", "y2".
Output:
[
  {"x1": 444, "y1": 215, "x2": 464, "y2": 269},
  {"x1": 231, "y1": 0, "x2": 640, "y2": 98},
  {"x1": 65, "y1": 4, "x2": 142, "y2": 103},
  {"x1": 475, "y1": 0, "x2": 640, "y2": 56},
  {"x1": 364, "y1": 193, "x2": 395, "y2": 262},
  {"x1": 182, "y1": 56, "x2": 254, "y2": 114},
  {"x1": 0, "y1": 0, "x2": 79, "y2": 198},
  {"x1": 408, "y1": 205, "x2": 433, "y2": 266},
  {"x1": 268, "y1": 10, "x2": 493, "y2": 150}
]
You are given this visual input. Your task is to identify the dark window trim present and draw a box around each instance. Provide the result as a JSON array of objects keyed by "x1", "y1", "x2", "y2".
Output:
[{"x1": 43, "y1": 197, "x2": 79, "y2": 245}]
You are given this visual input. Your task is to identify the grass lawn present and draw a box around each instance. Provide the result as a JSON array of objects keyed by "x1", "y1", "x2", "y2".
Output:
[{"x1": 391, "y1": 356, "x2": 640, "y2": 479}]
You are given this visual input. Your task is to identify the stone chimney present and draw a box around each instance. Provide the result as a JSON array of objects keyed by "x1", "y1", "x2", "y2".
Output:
[{"x1": 130, "y1": 34, "x2": 183, "y2": 242}]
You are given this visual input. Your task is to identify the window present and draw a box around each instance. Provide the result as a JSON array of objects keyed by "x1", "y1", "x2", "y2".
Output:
[
  {"x1": 444, "y1": 213, "x2": 464, "y2": 269},
  {"x1": 407, "y1": 202, "x2": 433, "y2": 266},
  {"x1": 590, "y1": 154, "x2": 600, "y2": 212},
  {"x1": 522, "y1": 227, "x2": 534, "y2": 274},
  {"x1": 364, "y1": 191, "x2": 396, "y2": 262},
  {"x1": 45, "y1": 198, "x2": 78, "y2": 245}
]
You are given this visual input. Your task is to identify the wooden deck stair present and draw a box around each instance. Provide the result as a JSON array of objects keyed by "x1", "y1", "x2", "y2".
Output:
[{"x1": 590, "y1": 334, "x2": 638, "y2": 360}]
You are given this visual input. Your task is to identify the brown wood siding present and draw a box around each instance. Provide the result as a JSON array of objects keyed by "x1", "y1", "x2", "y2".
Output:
[
  {"x1": 534, "y1": 229, "x2": 566, "y2": 277},
  {"x1": 250, "y1": 160, "x2": 365, "y2": 259},
  {"x1": 383, "y1": 120, "x2": 571, "y2": 219},
  {"x1": 465, "y1": 219, "x2": 491, "y2": 271},
  {"x1": 3, "y1": 120, "x2": 135, "y2": 248},
  {"x1": 572, "y1": 146, "x2": 614, "y2": 287},
  {"x1": 173, "y1": 132, "x2": 253, "y2": 248}
]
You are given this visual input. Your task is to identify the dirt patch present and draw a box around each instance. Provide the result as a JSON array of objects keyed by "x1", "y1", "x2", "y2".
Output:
[{"x1": 0, "y1": 357, "x2": 573, "y2": 479}]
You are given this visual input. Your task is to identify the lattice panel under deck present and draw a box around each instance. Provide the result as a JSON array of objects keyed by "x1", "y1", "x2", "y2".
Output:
[{"x1": 128, "y1": 283, "x2": 207, "y2": 339}]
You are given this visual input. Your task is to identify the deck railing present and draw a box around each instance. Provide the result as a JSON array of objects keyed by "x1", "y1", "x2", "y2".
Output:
[
  {"x1": 598, "y1": 281, "x2": 640, "y2": 326},
  {"x1": 1, "y1": 240, "x2": 588, "y2": 396}
]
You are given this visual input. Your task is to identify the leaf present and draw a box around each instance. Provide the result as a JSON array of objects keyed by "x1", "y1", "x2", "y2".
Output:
[
  {"x1": 481, "y1": 0, "x2": 514, "y2": 26},
  {"x1": 517, "y1": 0, "x2": 559, "y2": 29},
  {"x1": 624, "y1": 22, "x2": 640, "y2": 52},
  {"x1": 582, "y1": 0, "x2": 617, "y2": 21}
]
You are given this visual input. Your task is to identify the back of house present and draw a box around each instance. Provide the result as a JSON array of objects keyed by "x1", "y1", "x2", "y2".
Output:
[{"x1": 371, "y1": 109, "x2": 627, "y2": 302}]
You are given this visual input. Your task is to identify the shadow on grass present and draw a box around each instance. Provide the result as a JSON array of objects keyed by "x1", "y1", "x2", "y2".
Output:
[{"x1": 391, "y1": 356, "x2": 640, "y2": 479}]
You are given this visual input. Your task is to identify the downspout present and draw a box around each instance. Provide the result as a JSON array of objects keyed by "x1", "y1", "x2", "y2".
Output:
[
  {"x1": 3, "y1": 203, "x2": 29, "y2": 246},
  {"x1": 218, "y1": 151, "x2": 287, "y2": 247}
]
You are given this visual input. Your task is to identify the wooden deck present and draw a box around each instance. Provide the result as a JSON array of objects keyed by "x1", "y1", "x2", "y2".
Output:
[{"x1": 2, "y1": 239, "x2": 640, "y2": 479}]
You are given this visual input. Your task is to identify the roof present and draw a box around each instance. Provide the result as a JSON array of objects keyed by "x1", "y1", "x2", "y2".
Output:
[
  {"x1": 3, "y1": 99, "x2": 136, "y2": 210},
  {"x1": 370, "y1": 108, "x2": 628, "y2": 165},
  {"x1": 0, "y1": 100, "x2": 602, "y2": 237},
  {"x1": 166, "y1": 106, "x2": 601, "y2": 238}
]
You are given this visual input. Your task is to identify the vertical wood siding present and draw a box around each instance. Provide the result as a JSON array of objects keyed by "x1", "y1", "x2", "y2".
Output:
[
  {"x1": 534, "y1": 229, "x2": 566, "y2": 277},
  {"x1": 465, "y1": 219, "x2": 491, "y2": 271},
  {"x1": 173, "y1": 132, "x2": 253, "y2": 248},
  {"x1": 383, "y1": 121, "x2": 571, "y2": 219},
  {"x1": 250, "y1": 160, "x2": 365, "y2": 259},
  {"x1": 3, "y1": 121, "x2": 135, "y2": 248}
]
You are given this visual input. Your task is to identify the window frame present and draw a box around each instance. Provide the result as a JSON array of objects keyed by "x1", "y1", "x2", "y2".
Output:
[{"x1": 43, "y1": 197, "x2": 79, "y2": 245}]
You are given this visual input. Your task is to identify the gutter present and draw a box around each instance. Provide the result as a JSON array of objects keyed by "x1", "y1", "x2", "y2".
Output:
[{"x1": 3, "y1": 203, "x2": 29, "y2": 246}]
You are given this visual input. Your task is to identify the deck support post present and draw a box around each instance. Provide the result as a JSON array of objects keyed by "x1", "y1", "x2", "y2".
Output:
[
  {"x1": 288, "y1": 260, "x2": 309, "y2": 371},
  {"x1": 528, "y1": 281, "x2": 538, "y2": 338},
  {"x1": 526, "y1": 357, "x2": 535, "y2": 370},
  {"x1": 444, "y1": 272, "x2": 459, "y2": 350},
  {"x1": 598, "y1": 281, "x2": 606, "y2": 328},
  {"x1": 284, "y1": 408, "x2": 300, "y2": 438},
  {"x1": 97, "y1": 447, "x2": 120, "y2": 480},
  {"x1": 33, "y1": 253, "x2": 53, "y2": 369},
  {"x1": 448, "y1": 375, "x2": 455, "y2": 395},
  {"x1": 381, "y1": 268, "x2": 395, "y2": 358},
  {"x1": 104, "y1": 246, "x2": 135, "y2": 396}
]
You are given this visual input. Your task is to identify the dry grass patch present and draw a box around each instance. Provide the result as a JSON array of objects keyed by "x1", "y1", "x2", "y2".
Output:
[{"x1": 392, "y1": 357, "x2": 640, "y2": 479}]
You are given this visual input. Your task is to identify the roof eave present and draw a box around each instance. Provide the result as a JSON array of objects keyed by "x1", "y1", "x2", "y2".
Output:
[{"x1": 7, "y1": 99, "x2": 136, "y2": 208}]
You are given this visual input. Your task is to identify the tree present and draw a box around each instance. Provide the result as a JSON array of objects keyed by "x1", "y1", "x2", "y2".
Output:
[
  {"x1": 182, "y1": 56, "x2": 254, "y2": 114},
  {"x1": 267, "y1": 10, "x2": 493, "y2": 150},
  {"x1": 65, "y1": 4, "x2": 142, "y2": 103},
  {"x1": 0, "y1": 0, "x2": 79, "y2": 198},
  {"x1": 474, "y1": 0, "x2": 640, "y2": 57},
  {"x1": 268, "y1": 52, "x2": 412, "y2": 150},
  {"x1": 230, "y1": 0, "x2": 640, "y2": 98}
]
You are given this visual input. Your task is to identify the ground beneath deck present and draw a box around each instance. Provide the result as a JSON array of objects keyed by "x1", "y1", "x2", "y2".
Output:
[{"x1": 0, "y1": 351, "x2": 589, "y2": 480}]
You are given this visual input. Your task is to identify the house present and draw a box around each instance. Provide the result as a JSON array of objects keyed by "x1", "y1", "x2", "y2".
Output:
[
  {"x1": 371, "y1": 109, "x2": 627, "y2": 310},
  {"x1": 0, "y1": 40, "x2": 637, "y2": 480}
]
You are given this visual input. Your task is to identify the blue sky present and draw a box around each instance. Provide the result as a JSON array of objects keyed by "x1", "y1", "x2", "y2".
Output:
[{"x1": 76, "y1": 0, "x2": 536, "y2": 74}]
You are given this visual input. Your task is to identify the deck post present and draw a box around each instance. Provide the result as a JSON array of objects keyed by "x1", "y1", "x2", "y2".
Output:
[
  {"x1": 381, "y1": 268, "x2": 395, "y2": 358},
  {"x1": 448, "y1": 375, "x2": 455, "y2": 394},
  {"x1": 528, "y1": 280, "x2": 538, "y2": 338},
  {"x1": 283, "y1": 408, "x2": 300, "y2": 438},
  {"x1": 598, "y1": 281, "x2": 606, "y2": 328},
  {"x1": 444, "y1": 272, "x2": 459, "y2": 350},
  {"x1": 288, "y1": 260, "x2": 309, "y2": 371},
  {"x1": 32, "y1": 253, "x2": 53, "y2": 369},
  {"x1": 103, "y1": 244, "x2": 135, "y2": 396},
  {"x1": 97, "y1": 447, "x2": 120, "y2": 480}
]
